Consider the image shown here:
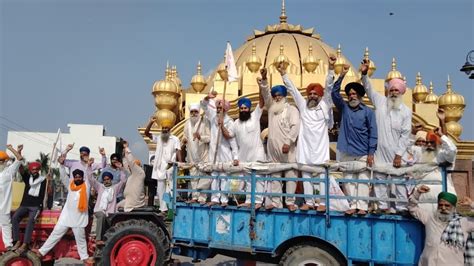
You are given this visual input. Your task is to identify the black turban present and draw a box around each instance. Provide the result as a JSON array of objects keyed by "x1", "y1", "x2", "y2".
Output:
[
  {"x1": 344, "y1": 82, "x2": 365, "y2": 98},
  {"x1": 72, "y1": 169, "x2": 84, "y2": 178}
]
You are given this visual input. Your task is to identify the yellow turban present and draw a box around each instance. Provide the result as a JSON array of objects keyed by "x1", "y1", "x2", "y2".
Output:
[
  {"x1": 0, "y1": 151, "x2": 9, "y2": 161},
  {"x1": 160, "y1": 118, "x2": 174, "y2": 128}
]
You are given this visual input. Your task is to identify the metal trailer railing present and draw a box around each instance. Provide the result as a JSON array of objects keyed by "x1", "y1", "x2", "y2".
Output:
[{"x1": 169, "y1": 163, "x2": 449, "y2": 265}]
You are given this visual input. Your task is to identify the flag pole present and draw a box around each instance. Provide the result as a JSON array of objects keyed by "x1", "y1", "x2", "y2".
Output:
[
  {"x1": 44, "y1": 129, "x2": 60, "y2": 208},
  {"x1": 212, "y1": 69, "x2": 228, "y2": 165}
]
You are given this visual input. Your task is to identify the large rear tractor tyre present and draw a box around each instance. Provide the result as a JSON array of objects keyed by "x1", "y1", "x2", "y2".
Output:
[
  {"x1": 279, "y1": 242, "x2": 345, "y2": 266},
  {"x1": 0, "y1": 251, "x2": 42, "y2": 266},
  {"x1": 99, "y1": 219, "x2": 170, "y2": 266}
]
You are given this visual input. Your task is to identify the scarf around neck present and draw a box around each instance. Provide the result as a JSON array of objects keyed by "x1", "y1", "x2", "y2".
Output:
[
  {"x1": 28, "y1": 175, "x2": 46, "y2": 197},
  {"x1": 69, "y1": 180, "x2": 88, "y2": 212}
]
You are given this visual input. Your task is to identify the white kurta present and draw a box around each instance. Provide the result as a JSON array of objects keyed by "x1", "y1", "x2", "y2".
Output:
[
  {"x1": 151, "y1": 134, "x2": 181, "y2": 180},
  {"x1": 56, "y1": 166, "x2": 91, "y2": 228},
  {"x1": 362, "y1": 75, "x2": 412, "y2": 164},
  {"x1": 283, "y1": 72, "x2": 333, "y2": 164},
  {"x1": 409, "y1": 190, "x2": 474, "y2": 266},
  {"x1": 201, "y1": 99, "x2": 238, "y2": 163},
  {"x1": 0, "y1": 160, "x2": 22, "y2": 215},
  {"x1": 417, "y1": 135, "x2": 458, "y2": 212},
  {"x1": 183, "y1": 118, "x2": 210, "y2": 164},
  {"x1": 232, "y1": 105, "x2": 266, "y2": 163}
]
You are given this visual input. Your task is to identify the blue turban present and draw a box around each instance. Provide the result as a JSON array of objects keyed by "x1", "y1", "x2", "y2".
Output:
[
  {"x1": 271, "y1": 85, "x2": 287, "y2": 97},
  {"x1": 79, "y1": 146, "x2": 90, "y2": 154},
  {"x1": 102, "y1": 171, "x2": 114, "y2": 180},
  {"x1": 237, "y1": 97, "x2": 252, "y2": 109}
]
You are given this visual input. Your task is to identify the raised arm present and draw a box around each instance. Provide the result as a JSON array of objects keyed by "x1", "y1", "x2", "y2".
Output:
[
  {"x1": 86, "y1": 158, "x2": 101, "y2": 191},
  {"x1": 144, "y1": 116, "x2": 156, "y2": 140},
  {"x1": 59, "y1": 165, "x2": 69, "y2": 188},
  {"x1": 408, "y1": 185, "x2": 430, "y2": 224},
  {"x1": 276, "y1": 63, "x2": 306, "y2": 110},
  {"x1": 200, "y1": 94, "x2": 217, "y2": 122},
  {"x1": 330, "y1": 62, "x2": 349, "y2": 111},
  {"x1": 3, "y1": 144, "x2": 23, "y2": 179},
  {"x1": 360, "y1": 59, "x2": 385, "y2": 107},
  {"x1": 122, "y1": 141, "x2": 145, "y2": 176},
  {"x1": 91, "y1": 147, "x2": 107, "y2": 171},
  {"x1": 257, "y1": 68, "x2": 272, "y2": 107}
]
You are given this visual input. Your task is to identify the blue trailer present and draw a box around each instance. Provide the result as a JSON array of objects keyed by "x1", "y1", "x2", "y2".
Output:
[{"x1": 170, "y1": 165, "x2": 446, "y2": 265}]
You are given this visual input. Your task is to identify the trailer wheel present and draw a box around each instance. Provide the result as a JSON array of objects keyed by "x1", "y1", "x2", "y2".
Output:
[
  {"x1": 0, "y1": 251, "x2": 42, "y2": 266},
  {"x1": 279, "y1": 242, "x2": 345, "y2": 266},
  {"x1": 100, "y1": 219, "x2": 170, "y2": 266}
]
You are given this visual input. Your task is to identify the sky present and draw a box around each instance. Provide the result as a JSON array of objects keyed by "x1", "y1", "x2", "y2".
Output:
[{"x1": 1, "y1": 0, "x2": 473, "y2": 162}]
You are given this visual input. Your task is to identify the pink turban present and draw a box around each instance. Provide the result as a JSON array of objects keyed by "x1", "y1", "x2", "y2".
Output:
[
  {"x1": 386, "y1": 78, "x2": 406, "y2": 95},
  {"x1": 215, "y1": 99, "x2": 231, "y2": 112}
]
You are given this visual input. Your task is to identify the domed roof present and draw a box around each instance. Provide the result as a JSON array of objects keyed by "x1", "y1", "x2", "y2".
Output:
[{"x1": 204, "y1": 4, "x2": 358, "y2": 90}]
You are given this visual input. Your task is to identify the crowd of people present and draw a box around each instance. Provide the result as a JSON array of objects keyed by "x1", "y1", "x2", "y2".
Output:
[
  {"x1": 0, "y1": 55, "x2": 473, "y2": 265},
  {"x1": 147, "y1": 56, "x2": 459, "y2": 215},
  {"x1": 0, "y1": 141, "x2": 144, "y2": 264}
]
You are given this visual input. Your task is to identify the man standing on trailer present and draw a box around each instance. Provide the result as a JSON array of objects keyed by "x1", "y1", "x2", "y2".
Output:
[
  {"x1": 182, "y1": 103, "x2": 211, "y2": 204},
  {"x1": 144, "y1": 117, "x2": 182, "y2": 213},
  {"x1": 361, "y1": 59, "x2": 412, "y2": 214},
  {"x1": 201, "y1": 94, "x2": 239, "y2": 207},
  {"x1": 331, "y1": 64, "x2": 377, "y2": 215},
  {"x1": 230, "y1": 93, "x2": 266, "y2": 209},
  {"x1": 258, "y1": 65, "x2": 300, "y2": 211}
]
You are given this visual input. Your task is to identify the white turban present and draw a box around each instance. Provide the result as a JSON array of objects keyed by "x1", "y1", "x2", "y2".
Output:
[{"x1": 189, "y1": 103, "x2": 200, "y2": 112}]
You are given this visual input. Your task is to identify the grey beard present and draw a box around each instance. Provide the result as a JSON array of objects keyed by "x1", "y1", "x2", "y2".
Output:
[
  {"x1": 421, "y1": 149, "x2": 437, "y2": 163},
  {"x1": 307, "y1": 99, "x2": 319, "y2": 108},
  {"x1": 387, "y1": 95, "x2": 402, "y2": 110},
  {"x1": 436, "y1": 210, "x2": 454, "y2": 223},
  {"x1": 269, "y1": 99, "x2": 286, "y2": 115},
  {"x1": 348, "y1": 98, "x2": 361, "y2": 108},
  {"x1": 161, "y1": 133, "x2": 170, "y2": 142},
  {"x1": 190, "y1": 116, "x2": 199, "y2": 125}
]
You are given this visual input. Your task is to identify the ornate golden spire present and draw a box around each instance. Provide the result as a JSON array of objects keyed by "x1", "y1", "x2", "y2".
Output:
[
  {"x1": 303, "y1": 43, "x2": 319, "y2": 73},
  {"x1": 273, "y1": 43, "x2": 290, "y2": 70},
  {"x1": 280, "y1": 0, "x2": 287, "y2": 24},
  {"x1": 364, "y1": 47, "x2": 376, "y2": 77},
  {"x1": 334, "y1": 44, "x2": 346, "y2": 75},
  {"x1": 412, "y1": 72, "x2": 428, "y2": 103},
  {"x1": 385, "y1": 57, "x2": 403, "y2": 82},
  {"x1": 438, "y1": 75, "x2": 466, "y2": 138},
  {"x1": 246, "y1": 42, "x2": 262, "y2": 73},
  {"x1": 424, "y1": 81, "x2": 438, "y2": 104},
  {"x1": 191, "y1": 61, "x2": 207, "y2": 93}
]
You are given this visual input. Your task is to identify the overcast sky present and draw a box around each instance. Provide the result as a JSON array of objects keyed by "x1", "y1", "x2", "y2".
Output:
[{"x1": 1, "y1": 0, "x2": 473, "y2": 162}]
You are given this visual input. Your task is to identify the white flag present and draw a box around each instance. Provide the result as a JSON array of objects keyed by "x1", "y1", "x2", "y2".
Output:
[
  {"x1": 51, "y1": 128, "x2": 62, "y2": 165},
  {"x1": 225, "y1": 42, "x2": 238, "y2": 82}
]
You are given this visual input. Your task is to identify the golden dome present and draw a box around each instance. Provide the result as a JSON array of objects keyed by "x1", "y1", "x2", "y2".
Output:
[
  {"x1": 412, "y1": 72, "x2": 429, "y2": 103},
  {"x1": 334, "y1": 44, "x2": 346, "y2": 75},
  {"x1": 364, "y1": 47, "x2": 376, "y2": 77},
  {"x1": 273, "y1": 44, "x2": 290, "y2": 70},
  {"x1": 424, "y1": 81, "x2": 438, "y2": 104},
  {"x1": 245, "y1": 42, "x2": 262, "y2": 73},
  {"x1": 203, "y1": 5, "x2": 357, "y2": 86},
  {"x1": 190, "y1": 61, "x2": 207, "y2": 93},
  {"x1": 303, "y1": 43, "x2": 319, "y2": 73},
  {"x1": 385, "y1": 57, "x2": 403, "y2": 82},
  {"x1": 438, "y1": 75, "x2": 466, "y2": 123},
  {"x1": 152, "y1": 65, "x2": 179, "y2": 94}
]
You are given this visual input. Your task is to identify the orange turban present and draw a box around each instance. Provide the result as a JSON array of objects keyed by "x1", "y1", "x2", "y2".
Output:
[
  {"x1": 306, "y1": 83, "x2": 324, "y2": 97},
  {"x1": 0, "y1": 151, "x2": 9, "y2": 161},
  {"x1": 426, "y1": 131, "x2": 441, "y2": 145}
]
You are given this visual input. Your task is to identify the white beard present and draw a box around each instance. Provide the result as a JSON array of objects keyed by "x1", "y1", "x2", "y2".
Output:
[
  {"x1": 269, "y1": 99, "x2": 287, "y2": 115},
  {"x1": 421, "y1": 149, "x2": 437, "y2": 163},
  {"x1": 0, "y1": 164, "x2": 6, "y2": 172},
  {"x1": 190, "y1": 116, "x2": 199, "y2": 126},
  {"x1": 348, "y1": 98, "x2": 361, "y2": 108},
  {"x1": 435, "y1": 210, "x2": 454, "y2": 223},
  {"x1": 387, "y1": 95, "x2": 402, "y2": 110}
]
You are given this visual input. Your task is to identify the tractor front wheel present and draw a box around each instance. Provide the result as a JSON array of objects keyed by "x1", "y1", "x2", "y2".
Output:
[
  {"x1": 0, "y1": 251, "x2": 42, "y2": 266},
  {"x1": 99, "y1": 219, "x2": 170, "y2": 266}
]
